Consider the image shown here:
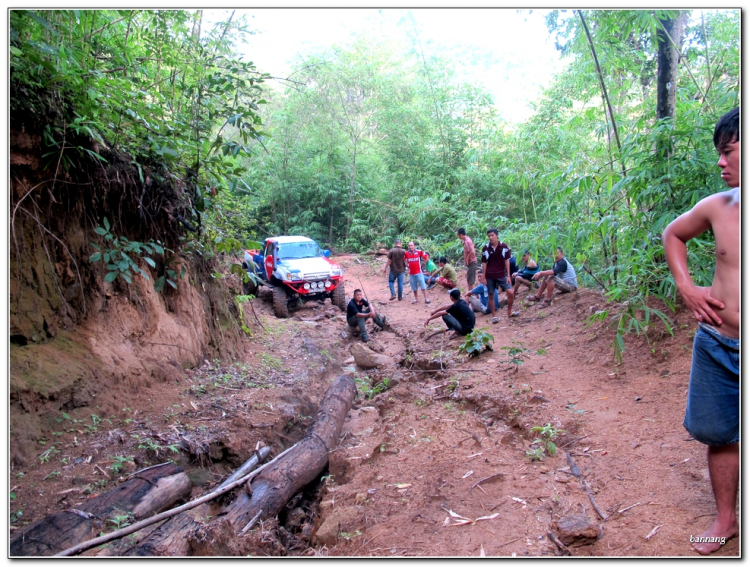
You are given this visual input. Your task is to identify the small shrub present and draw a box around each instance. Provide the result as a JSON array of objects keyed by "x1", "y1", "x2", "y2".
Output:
[
  {"x1": 527, "y1": 424, "x2": 565, "y2": 460},
  {"x1": 458, "y1": 329, "x2": 494, "y2": 358}
]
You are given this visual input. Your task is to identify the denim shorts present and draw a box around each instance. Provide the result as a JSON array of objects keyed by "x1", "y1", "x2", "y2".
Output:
[
  {"x1": 683, "y1": 324, "x2": 739, "y2": 446},
  {"x1": 409, "y1": 273, "x2": 426, "y2": 291}
]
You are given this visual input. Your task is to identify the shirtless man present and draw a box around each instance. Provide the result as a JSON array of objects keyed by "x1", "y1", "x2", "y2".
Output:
[{"x1": 662, "y1": 106, "x2": 739, "y2": 555}]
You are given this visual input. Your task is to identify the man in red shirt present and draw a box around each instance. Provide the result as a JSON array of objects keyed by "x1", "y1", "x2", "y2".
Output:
[
  {"x1": 457, "y1": 228, "x2": 477, "y2": 287},
  {"x1": 479, "y1": 229, "x2": 518, "y2": 322},
  {"x1": 404, "y1": 241, "x2": 431, "y2": 304}
]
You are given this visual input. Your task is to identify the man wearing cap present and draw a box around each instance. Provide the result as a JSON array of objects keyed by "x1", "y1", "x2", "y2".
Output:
[
  {"x1": 383, "y1": 238, "x2": 407, "y2": 301},
  {"x1": 424, "y1": 289, "x2": 475, "y2": 337}
]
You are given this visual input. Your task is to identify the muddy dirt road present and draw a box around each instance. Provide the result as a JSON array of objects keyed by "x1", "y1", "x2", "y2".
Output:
[{"x1": 10, "y1": 254, "x2": 738, "y2": 557}]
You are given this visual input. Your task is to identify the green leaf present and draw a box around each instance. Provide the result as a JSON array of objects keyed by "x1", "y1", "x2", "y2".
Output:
[
  {"x1": 103, "y1": 217, "x2": 110, "y2": 231},
  {"x1": 152, "y1": 244, "x2": 165, "y2": 255},
  {"x1": 94, "y1": 227, "x2": 107, "y2": 236},
  {"x1": 121, "y1": 271, "x2": 132, "y2": 284},
  {"x1": 167, "y1": 279, "x2": 177, "y2": 289},
  {"x1": 104, "y1": 271, "x2": 118, "y2": 283},
  {"x1": 144, "y1": 257, "x2": 156, "y2": 268},
  {"x1": 89, "y1": 252, "x2": 102, "y2": 262},
  {"x1": 154, "y1": 276, "x2": 166, "y2": 293}
]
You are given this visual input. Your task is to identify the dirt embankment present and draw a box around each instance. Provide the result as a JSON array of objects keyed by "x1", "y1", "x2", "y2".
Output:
[
  {"x1": 9, "y1": 124, "x2": 247, "y2": 467},
  {"x1": 9, "y1": 254, "x2": 738, "y2": 557}
]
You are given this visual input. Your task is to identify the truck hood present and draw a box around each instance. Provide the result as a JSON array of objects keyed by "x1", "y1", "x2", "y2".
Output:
[{"x1": 277, "y1": 257, "x2": 340, "y2": 278}]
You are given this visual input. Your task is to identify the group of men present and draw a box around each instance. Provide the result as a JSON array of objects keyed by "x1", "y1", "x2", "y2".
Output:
[
  {"x1": 344, "y1": 108, "x2": 739, "y2": 554},
  {"x1": 369, "y1": 230, "x2": 579, "y2": 339}
]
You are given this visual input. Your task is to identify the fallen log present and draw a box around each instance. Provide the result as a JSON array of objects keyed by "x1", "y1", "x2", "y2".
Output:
[
  {"x1": 105, "y1": 447, "x2": 272, "y2": 556},
  {"x1": 123, "y1": 375, "x2": 356, "y2": 556},
  {"x1": 10, "y1": 463, "x2": 190, "y2": 557},
  {"x1": 223, "y1": 374, "x2": 356, "y2": 530}
]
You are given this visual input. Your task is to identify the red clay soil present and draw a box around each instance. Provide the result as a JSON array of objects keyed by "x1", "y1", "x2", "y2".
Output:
[{"x1": 9, "y1": 254, "x2": 739, "y2": 557}]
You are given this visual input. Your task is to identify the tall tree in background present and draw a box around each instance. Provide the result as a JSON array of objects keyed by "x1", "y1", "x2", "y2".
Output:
[{"x1": 656, "y1": 11, "x2": 687, "y2": 120}]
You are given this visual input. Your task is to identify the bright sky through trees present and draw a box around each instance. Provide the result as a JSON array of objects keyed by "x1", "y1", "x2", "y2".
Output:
[{"x1": 210, "y1": 8, "x2": 568, "y2": 123}]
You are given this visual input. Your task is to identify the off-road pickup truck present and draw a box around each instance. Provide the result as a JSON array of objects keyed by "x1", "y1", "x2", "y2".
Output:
[{"x1": 243, "y1": 236, "x2": 346, "y2": 318}]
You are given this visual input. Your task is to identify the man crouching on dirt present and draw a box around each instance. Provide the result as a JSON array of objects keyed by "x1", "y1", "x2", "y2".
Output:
[
  {"x1": 424, "y1": 289, "x2": 475, "y2": 338},
  {"x1": 347, "y1": 289, "x2": 385, "y2": 342},
  {"x1": 662, "y1": 106, "x2": 739, "y2": 555}
]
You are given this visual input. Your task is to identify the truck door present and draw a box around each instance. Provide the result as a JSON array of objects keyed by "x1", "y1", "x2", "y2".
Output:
[{"x1": 264, "y1": 242, "x2": 275, "y2": 280}]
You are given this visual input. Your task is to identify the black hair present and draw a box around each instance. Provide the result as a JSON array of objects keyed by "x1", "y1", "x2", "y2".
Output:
[
  {"x1": 714, "y1": 107, "x2": 739, "y2": 148},
  {"x1": 439, "y1": 256, "x2": 448, "y2": 264},
  {"x1": 487, "y1": 228, "x2": 499, "y2": 236},
  {"x1": 523, "y1": 249, "x2": 531, "y2": 256},
  {"x1": 449, "y1": 289, "x2": 461, "y2": 300},
  {"x1": 353, "y1": 289, "x2": 362, "y2": 295},
  {"x1": 557, "y1": 247, "x2": 564, "y2": 255},
  {"x1": 457, "y1": 228, "x2": 466, "y2": 236}
]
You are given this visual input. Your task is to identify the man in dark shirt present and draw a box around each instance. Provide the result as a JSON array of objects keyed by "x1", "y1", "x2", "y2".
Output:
[
  {"x1": 347, "y1": 289, "x2": 385, "y2": 342},
  {"x1": 424, "y1": 289, "x2": 475, "y2": 336},
  {"x1": 479, "y1": 228, "x2": 518, "y2": 321},
  {"x1": 383, "y1": 238, "x2": 406, "y2": 301},
  {"x1": 512, "y1": 250, "x2": 540, "y2": 295}
]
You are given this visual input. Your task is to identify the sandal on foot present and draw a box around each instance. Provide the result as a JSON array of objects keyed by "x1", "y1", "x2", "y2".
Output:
[
  {"x1": 425, "y1": 298, "x2": 431, "y2": 304},
  {"x1": 509, "y1": 311, "x2": 520, "y2": 318},
  {"x1": 538, "y1": 299, "x2": 552, "y2": 309},
  {"x1": 491, "y1": 317, "x2": 500, "y2": 324},
  {"x1": 526, "y1": 295, "x2": 541, "y2": 302},
  {"x1": 411, "y1": 299, "x2": 418, "y2": 304},
  {"x1": 389, "y1": 295, "x2": 396, "y2": 301}
]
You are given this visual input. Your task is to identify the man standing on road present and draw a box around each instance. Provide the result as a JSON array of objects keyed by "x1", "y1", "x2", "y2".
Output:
[
  {"x1": 383, "y1": 238, "x2": 406, "y2": 301},
  {"x1": 457, "y1": 228, "x2": 478, "y2": 288},
  {"x1": 662, "y1": 107, "x2": 739, "y2": 555},
  {"x1": 527, "y1": 247, "x2": 577, "y2": 308},
  {"x1": 404, "y1": 241, "x2": 431, "y2": 304},
  {"x1": 347, "y1": 289, "x2": 385, "y2": 342},
  {"x1": 480, "y1": 229, "x2": 517, "y2": 322},
  {"x1": 424, "y1": 288, "x2": 475, "y2": 337}
]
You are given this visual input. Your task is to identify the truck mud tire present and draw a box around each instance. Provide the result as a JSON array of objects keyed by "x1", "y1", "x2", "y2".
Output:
[
  {"x1": 273, "y1": 286, "x2": 290, "y2": 318},
  {"x1": 331, "y1": 282, "x2": 346, "y2": 311},
  {"x1": 242, "y1": 278, "x2": 259, "y2": 297}
]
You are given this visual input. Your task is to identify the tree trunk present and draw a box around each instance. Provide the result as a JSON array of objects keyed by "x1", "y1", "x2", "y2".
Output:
[
  {"x1": 122, "y1": 375, "x2": 355, "y2": 556},
  {"x1": 10, "y1": 463, "x2": 190, "y2": 556},
  {"x1": 346, "y1": 140, "x2": 358, "y2": 242},
  {"x1": 656, "y1": 11, "x2": 687, "y2": 121}
]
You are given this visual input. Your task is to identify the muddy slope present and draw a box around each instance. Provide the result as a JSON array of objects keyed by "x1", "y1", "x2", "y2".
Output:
[{"x1": 10, "y1": 123, "x2": 247, "y2": 466}]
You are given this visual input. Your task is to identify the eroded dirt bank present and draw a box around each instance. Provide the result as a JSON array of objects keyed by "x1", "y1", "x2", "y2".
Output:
[{"x1": 9, "y1": 255, "x2": 738, "y2": 557}]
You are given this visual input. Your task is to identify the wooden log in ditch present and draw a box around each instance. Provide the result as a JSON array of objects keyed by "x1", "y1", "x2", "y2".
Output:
[
  {"x1": 125, "y1": 375, "x2": 356, "y2": 556},
  {"x1": 10, "y1": 463, "x2": 190, "y2": 557},
  {"x1": 223, "y1": 374, "x2": 357, "y2": 530},
  {"x1": 112, "y1": 447, "x2": 271, "y2": 557}
]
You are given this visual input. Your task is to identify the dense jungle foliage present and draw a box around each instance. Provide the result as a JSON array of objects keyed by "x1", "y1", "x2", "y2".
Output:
[{"x1": 10, "y1": 9, "x2": 740, "y2": 358}]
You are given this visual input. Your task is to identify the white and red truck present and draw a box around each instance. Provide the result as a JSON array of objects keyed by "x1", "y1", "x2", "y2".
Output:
[{"x1": 243, "y1": 236, "x2": 346, "y2": 318}]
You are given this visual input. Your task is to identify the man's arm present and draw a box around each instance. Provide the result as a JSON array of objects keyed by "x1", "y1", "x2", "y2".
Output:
[
  {"x1": 662, "y1": 198, "x2": 725, "y2": 325},
  {"x1": 533, "y1": 268, "x2": 554, "y2": 280},
  {"x1": 383, "y1": 257, "x2": 391, "y2": 274},
  {"x1": 424, "y1": 306, "x2": 451, "y2": 326}
]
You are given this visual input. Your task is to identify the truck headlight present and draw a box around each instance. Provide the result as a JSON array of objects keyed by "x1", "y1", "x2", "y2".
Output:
[
  {"x1": 303, "y1": 283, "x2": 310, "y2": 290},
  {"x1": 325, "y1": 280, "x2": 331, "y2": 288}
]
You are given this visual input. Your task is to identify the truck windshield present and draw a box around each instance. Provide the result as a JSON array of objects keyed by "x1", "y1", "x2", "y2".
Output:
[{"x1": 277, "y1": 241, "x2": 323, "y2": 260}]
